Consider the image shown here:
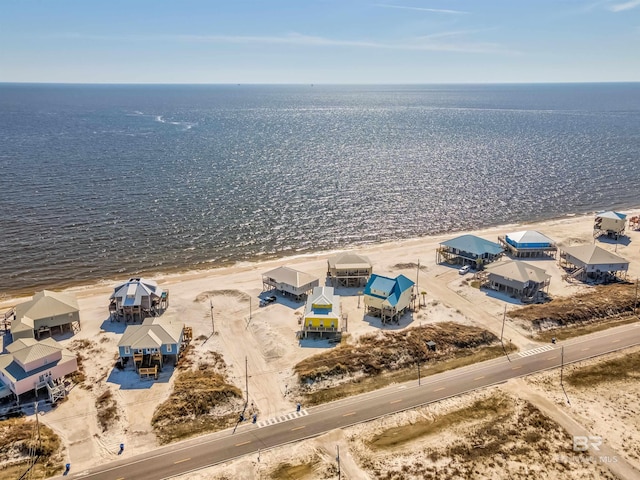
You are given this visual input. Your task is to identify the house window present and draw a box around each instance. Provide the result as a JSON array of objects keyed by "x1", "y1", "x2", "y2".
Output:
[
  {"x1": 167, "y1": 344, "x2": 172, "y2": 353},
  {"x1": 124, "y1": 346, "x2": 131, "y2": 355}
]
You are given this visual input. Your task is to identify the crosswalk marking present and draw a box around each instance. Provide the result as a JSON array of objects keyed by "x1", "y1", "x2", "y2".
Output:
[
  {"x1": 257, "y1": 409, "x2": 308, "y2": 428},
  {"x1": 518, "y1": 345, "x2": 555, "y2": 358}
]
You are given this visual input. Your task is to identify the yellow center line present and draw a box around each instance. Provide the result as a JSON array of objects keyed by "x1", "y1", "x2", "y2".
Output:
[
  {"x1": 343, "y1": 412, "x2": 356, "y2": 417},
  {"x1": 547, "y1": 356, "x2": 557, "y2": 360},
  {"x1": 116, "y1": 478, "x2": 125, "y2": 480},
  {"x1": 581, "y1": 348, "x2": 590, "y2": 351},
  {"x1": 511, "y1": 365, "x2": 522, "y2": 370},
  {"x1": 473, "y1": 376, "x2": 485, "y2": 380},
  {"x1": 291, "y1": 425, "x2": 306, "y2": 431},
  {"x1": 434, "y1": 387, "x2": 445, "y2": 392},
  {"x1": 173, "y1": 458, "x2": 191, "y2": 464},
  {"x1": 390, "y1": 399, "x2": 402, "y2": 404},
  {"x1": 235, "y1": 441, "x2": 251, "y2": 447},
  {"x1": 611, "y1": 339, "x2": 621, "y2": 343}
]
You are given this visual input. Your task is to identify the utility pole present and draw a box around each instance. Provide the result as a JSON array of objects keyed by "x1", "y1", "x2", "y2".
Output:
[
  {"x1": 416, "y1": 259, "x2": 420, "y2": 309},
  {"x1": 336, "y1": 445, "x2": 341, "y2": 480},
  {"x1": 560, "y1": 345, "x2": 571, "y2": 405},
  {"x1": 417, "y1": 360, "x2": 421, "y2": 386},
  {"x1": 35, "y1": 401, "x2": 41, "y2": 444},
  {"x1": 500, "y1": 305, "x2": 510, "y2": 362},
  {"x1": 245, "y1": 356, "x2": 249, "y2": 404},
  {"x1": 209, "y1": 298, "x2": 214, "y2": 335},
  {"x1": 635, "y1": 278, "x2": 638, "y2": 315}
]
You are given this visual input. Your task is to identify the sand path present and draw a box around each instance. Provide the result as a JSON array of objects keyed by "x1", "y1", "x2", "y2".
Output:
[{"x1": 502, "y1": 378, "x2": 640, "y2": 480}]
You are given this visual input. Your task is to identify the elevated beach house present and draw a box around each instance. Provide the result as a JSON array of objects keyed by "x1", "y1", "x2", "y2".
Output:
[
  {"x1": 559, "y1": 245, "x2": 629, "y2": 282},
  {"x1": 480, "y1": 260, "x2": 551, "y2": 301},
  {"x1": 326, "y1": 252, "x2": 373, "y2": 287},
  {"x1": 437, "y1": 234, "x2": 504, "y2": 268},
  {"x1": 109, "y1": 277, "x2": 169, "y2": 322},
  {"x1": 363, "y1": 274, "x2": 415, "y2": 324},
  {"x1": 302, "y1": 286, "x2": 341, "y2": 338},
  {"x1": 593, "y1": 211, "x2": 627, "y2": 238},
  {"x1": 497, "y1": 230, "x2": 557, "y2": 258},
  {"x1": 117, "y1": 317, "x2": 189, "y2": 374},
  {"x1": 261, "y1": 266, "x2": 320, "y2": 300},
  {"x1": 11, "y1": 290, "x2": 81, "y2": 340},
  {"x1": 0, "y1": 338, "x2": 77, "y2": 403}
]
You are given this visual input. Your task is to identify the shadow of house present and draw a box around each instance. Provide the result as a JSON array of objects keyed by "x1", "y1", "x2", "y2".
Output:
[
  {"x1": 261, "y1": 266, "x2": 319, "y2": 301},
  {"x1": 363, "y1": 274, "x2": 415, "y2": 325},
  {"x1": 117, "y1": 318, "x2": 190, "y2": 379},
  {"x1": 437, "y1": 234, "x2": 504, "y2": 269},
  {"x1": 559, "y1": 244, "x2": 629, "y2": 282},
  {"x1": 12, "y1": 290, "x2": 81, "y2": 340},
  {"x1": 0, "y1": 338, "x2": 77, "y2": 404},
  {"x1": 109, "y1": 278, "x2": 169, "y2": 323},
  {"x1": 478, "y1": 260, "x2": 551, "y2": 302},
  {"x1": 300, "y1": 286, "x2": 342, "y2": 339},
  {"x1": 498, "y1": 230, "x2": 557, "y2": 259},
  {"x1": 326, "y1": 252, "x2": 373, "y2": 288}
]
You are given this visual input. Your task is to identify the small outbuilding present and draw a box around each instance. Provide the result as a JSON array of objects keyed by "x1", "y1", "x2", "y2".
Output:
[
  {"x1": 594, "y1": 211, "x2": 626, "y2": 238},
  {"x1": 302, "y1": 286, "x2": 341, "y2": 338},
  {"x1": 480, "y1": 260, "x2": 551, "y2": 301},
  {"x1": 437, "y1": 234, "x2": 503, "y2": 268},
  {"x1": 262, "y1": 266, "x2": 320, "y2": 300},
  {"x1": 109, "y1": 278, "x2": 169, "y2": 322},
  {"x1": 498, "y1": 230, "x2": 557, "y2": 258},
  {"x1": 12, "y1": 290, "x2": 81, "y2": 340},
  {"x1": 363, "y1": 274, "x2": 415, "y2": 324},
  {"x1": 0, "y1": 338, "x2": 77, "y2": 403},
  {"x1": 559, "y1": 245, "x2": 629, "y2": 282},
  {"x1": 327, "y1": 253, "x2": 373, "y2": 287}
]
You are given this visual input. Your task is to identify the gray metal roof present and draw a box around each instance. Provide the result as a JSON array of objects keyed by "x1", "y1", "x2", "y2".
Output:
[
  {"x1": 14, "y1": 290, "x2": 79, "y2": 322},
  {"x1": 262, "y1": 266, "x2": 318, "y2": 288},
  {"x1": 485, "y1": 260, "x2": 551, "y2": 284},
  {"x1": 327, "y1": 253, "x2": 372, "y2": 270},
  {"x1": 441, "y1": 235, "x2": 503, "y2": 256},
  {"x1": 561, "y1": 245, "x2": 628, "y2": 266}
]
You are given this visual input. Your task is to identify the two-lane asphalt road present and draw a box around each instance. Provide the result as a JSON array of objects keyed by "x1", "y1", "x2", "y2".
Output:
[{"x1": 68, "y1": 321, "x2": 640, "y2": 480}]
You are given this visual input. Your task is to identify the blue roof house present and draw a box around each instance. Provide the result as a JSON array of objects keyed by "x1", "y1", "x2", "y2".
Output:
[
  {"x1": 437, "y1": 234, "x2": 503, "y2": 268},
  {"x1": 363, "y1": 274, "x2": 415, "y2": 324}
]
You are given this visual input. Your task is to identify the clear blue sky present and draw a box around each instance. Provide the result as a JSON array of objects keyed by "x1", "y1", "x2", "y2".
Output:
[{"x1": 1, "y1": 0, "x2": 639, "y2": 84}]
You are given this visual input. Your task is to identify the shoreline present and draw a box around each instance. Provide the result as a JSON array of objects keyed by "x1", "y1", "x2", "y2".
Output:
[{"x1": 2, "y1": 206, "x2": 637, "y2": 307}]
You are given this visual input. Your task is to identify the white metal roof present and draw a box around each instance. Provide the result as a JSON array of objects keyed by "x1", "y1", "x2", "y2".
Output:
[{"x1": 506, "y1": 230, "x2": 555, "y2": 244}]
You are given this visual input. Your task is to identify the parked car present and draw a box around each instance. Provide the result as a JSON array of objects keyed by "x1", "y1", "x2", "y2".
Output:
[
  {"x1": 259, "y1": 295, "x2": 277, "y2": 307},
  {"x1": 459, "y1": 265, "x2": 471, "y2": 275}
]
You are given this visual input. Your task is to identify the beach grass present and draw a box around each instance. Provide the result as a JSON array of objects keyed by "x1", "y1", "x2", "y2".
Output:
[{"x1": 301, "y1": 344, "x2": 515, "y2": 406}]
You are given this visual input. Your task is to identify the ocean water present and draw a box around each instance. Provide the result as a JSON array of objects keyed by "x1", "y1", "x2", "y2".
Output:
[{"x1": 1, "y1": 83, "x2": 639, "y2": 296}]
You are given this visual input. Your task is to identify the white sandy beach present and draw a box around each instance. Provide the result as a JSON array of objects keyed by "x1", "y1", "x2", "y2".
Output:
[{"x1": 2, "y1": 208, "x2": 640, "y2": 476}]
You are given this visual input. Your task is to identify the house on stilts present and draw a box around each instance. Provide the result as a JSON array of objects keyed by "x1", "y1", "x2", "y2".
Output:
[
  {"x1": 326, "y1": 253, "x2": 373, "y2": 287},
  {"x1": 437, "y1": 234, "x2": 504, "y2": 269},
  {"x1": 11, "y1": 290, "x2": 81, "y2": 340},
  {"x1": 0, "y1": 338, "x2": 77, "y2": 404},
  {"x1": 261, "y1": 266, "x2": 319, "y2": 301},
  {"x1": 363, "y1": 274, "x2": 415, "y2": 325},
  {"x1": 559, "y1": 245, "x2": 629, "y2": 282},
  {"x1": 301, "y1": 286, "x2": 342, "y2": 339},
  {"x1": 497, "y1": 230, "x2": 557, "y2": 258},
  {"x1": 478, "y1": 260, "x2": 551, "y2": 302}
]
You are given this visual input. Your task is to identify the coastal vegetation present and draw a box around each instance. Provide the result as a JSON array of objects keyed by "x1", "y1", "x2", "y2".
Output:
[
  {"x1": 509, "y1": 283, "x2": 639, "y2": 340},
  {"x1": 151, "y1": 351, "x2": 243, "y2": 444},
  {"x1": 294, "y1": 322, "x2": 507, "y2": 405},
  {"x1": 565, "y1": 349, "x2": 640, "y2": 388},
  {"x1": 0, "y1": 418, "x2": 63, "y2": 479}
]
